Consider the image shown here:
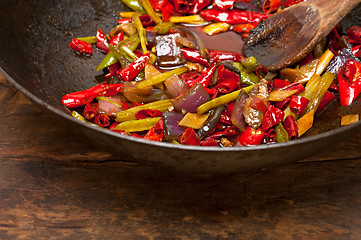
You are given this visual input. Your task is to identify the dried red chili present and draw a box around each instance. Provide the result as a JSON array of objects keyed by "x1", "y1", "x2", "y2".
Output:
[
  {"x1": 262, "y1": 0, "x2": 281, "y2": 14},
  {"x1": 273, "y1": 79, "x2": 291, "y2": 89},
  {"x1": 96, "y1": 28, "x2": 110, "y2": 53},
  {"x1": 200, "y1": 138, "x2": 219, "y2": 146},
  {"x1": 83, "y1": 103, "x2": 99, "y2": 120},
  {"x1": 237, "y1": 126, "x2": 265, "y2": 146},
  {"x1": 261, "y1": 105, "x2": 285, "y2": 131},
  {"x1": 265, "y1": 128, "x2": 277, "y2": 143},
  {"x1": 315, "y1": 91, "x2": 336, "y2": 115},
  {"x1": 208, "y1": 50, "x2": 243, "y2": 63},
  {"x1": 282, "y1": 0, "x2": 304, "y2": 8},
  {"x1": 347, "y1": 25, "x2": 361, "y2": 45},
  {"x1": 200, "y1": 9, "x2": 270, "y2": 25},
  {"x1": 214, "y1": 0, "x2": 235, "y2": 11},
  {"x1": 179, "y1": 127, "x2": 201, "y2": 145},
  {"x1": 69, "y1": 38, "x2": 93, "y2": 55},
  {"x1": 135, "y1": 109, "x2": 163, "y2": 119},
  {"x1": 289, "y1": 95, "x2": 309, "y2": 115},
  {"x1": 93, "y1": 113, "x2": 111, "y2": 127},
  {"x1": 283, "y1": 115, "x2": 298, "y2": 140},
  {"x1": 182, "y1": 48, "x2": 210, "y2": 67},
  {"x1": 144, "y1": 119, "x2": 164, "y2": 142},
  {"x1": 186, "y1": 64, "x2": 217, "y2": 88},
  {"x1": 118, "y1": 53, "x2": 150, "y2": 81},
  {"x1": 215, "y1": 78, "x2": 239, "y2": 93},
  {"x1": 338, "y1": 59, "x2": 361, "y2": 106},
  {"x1": 62, "y1": 82, "x2": 123, "y2": 108}
]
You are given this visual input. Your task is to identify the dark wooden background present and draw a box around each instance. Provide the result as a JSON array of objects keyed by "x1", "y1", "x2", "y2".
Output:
[{"x1": 2, "y1": 73, "x2": 361, "y2": 239}]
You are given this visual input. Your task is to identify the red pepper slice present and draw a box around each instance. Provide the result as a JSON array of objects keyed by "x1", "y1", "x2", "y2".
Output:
[
  {"x1": 190, "y1": 0, "x2": 213, "y2": 14},
  {"x1": 289, "y1": 95, "x2": 309, "y2": 115},
  {"x1": 338, "y1": 59, "x2": 361, "y2": 106},
  {"x1": 207, "y1": 126, "x2": 240, "y2": 140},
  {"x1": 265, "y1": 128, "x2": 277, "y2": 143},
  {"x1": 200, "y1": 138, "x2": 219, "y2": 146},
  {"x1": 96, "y1": 28, "x2": 110, "y2": 53},
  {"x1": 135, "y1": 109, "x2": 163, "y2": 120},
  {"x1": 299, "y1": 52, "x2": 313, "y2": 66},
  {"x1": 215, "y1": 78, "x2": 239, "y2": 94},
  {"x1": 315, "y1": 91, "x2": 336, "y2": 115},
  {"x1": 118, "y1": 53, "x2": 150, "y2": 82},
  {"x1": 273, "y1": 97, "x2": 290, "y2": 110},
  {"x1": 214, "y1": 0, "x2": 235, "y2": 11},
  {"x1": 208, "y1": 50, "x2": 243, "y2": 63},
  {"x1": 249, "y1": 96, "x2": 268, "y2": 113},
  {"x1": 62, "y1": 82, "x2": 123, "y2": 108},
  {"x1": 283, "y1": 115, "x2": 298, "y2": 140},
  {"x1": 144, "y1": 119, "x2": 164, "y2": 142},
  {"x1": 352, "y1": 45, "x2": 361, "y2": 58},
  {"x1": 262, "y1": 0, "x2": 281, "y2": 14},
  {"x1": 109, "y1": 32, "x2": 124, "y2": 46},
  {"x1": 261, "y1": 105, "x2": 285, "y2": 131},
  {"x1": 186, "y1": 64, "x2": 217, "y2": 88},
  {"x1": 217, "y1": 64, "x2": 240, "y2": 85},
  {"x1": 273, "y1": 79, "x2": 290, "y2": 89},
  {"x1": 106, "y1": 62, "x2": 121, "y2": 78},
  {"x1": 179, "y1": 127, "x2": 201, "y2": 145},
  {"x1": 182, "y1": 48, "x2": 210, "y2": 67},
  {"x1": 93, "y1": 113, "x2": 111, "y2": 127},
  {"x1": 83, "y1": 103, "x2": 99, "y2": 120},
  {"x1": 149, "y1": 0, "x2": 167, "y2": 11},
  {"x1": 69, "y1": 38, "x2": 93, "y2": 55},
  {"x1": 237, "y1": 126, "x2": 265, "y2": 146},
  {"x1": 232, "y1": 23, "x2": 257, "y2": 34},
  {"x1": 200, "y1": 9, "x2": 270, "y2": 25},
  {"x1": 279, "y1": 82, "x2": 305, "y2": 95}
]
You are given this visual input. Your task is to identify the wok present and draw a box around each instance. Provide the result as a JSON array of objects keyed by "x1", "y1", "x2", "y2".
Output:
[{"x1": 1, "y1": 0, "x2": 361, "y2": 175}]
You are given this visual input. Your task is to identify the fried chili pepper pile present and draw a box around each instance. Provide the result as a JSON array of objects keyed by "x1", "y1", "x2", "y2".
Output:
[{"x1": 65, "y1": 0, "x2": 361, "y2": 147}]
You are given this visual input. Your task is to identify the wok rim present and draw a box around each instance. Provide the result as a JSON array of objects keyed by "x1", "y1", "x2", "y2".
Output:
[{"x1": 1, "y1": 65, "x2": 359, "y2": 153}]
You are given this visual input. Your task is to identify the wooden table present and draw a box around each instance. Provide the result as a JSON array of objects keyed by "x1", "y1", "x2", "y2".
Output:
[{"x1": 2, "y1": 73, "x2": 361, "y2": 239}]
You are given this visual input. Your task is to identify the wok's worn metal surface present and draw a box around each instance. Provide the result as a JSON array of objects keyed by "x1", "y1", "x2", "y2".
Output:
[{"x1": 2, "y1": 74, "x2": 361, "y2": 239}]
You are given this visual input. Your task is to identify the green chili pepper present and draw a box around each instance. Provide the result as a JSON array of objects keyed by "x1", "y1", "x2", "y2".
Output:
[
  {"x1": 76, "y1": 36, "x2": 97, "y2": 44},
  {"x1": 241, "y1": 56, "x2": 257, "y2": 69},
  {"x1": 233, "y1": 62, "x2": 259, "y2": 86},
  {"x1": 114, "y1": 117, "x2": 161, "y2": 132},
  {"x1": 275, "y1": 123, "x2": 289, "y2": 143},
  {"x1": 122, "y1": 0, "x2": 146, "y2": 14},
  {"x1": 154, "y1": 22, "x2": 175, "y2": 34},
  {"x1": 96, "y1": 52, "x2": 118, "y2": 71}
]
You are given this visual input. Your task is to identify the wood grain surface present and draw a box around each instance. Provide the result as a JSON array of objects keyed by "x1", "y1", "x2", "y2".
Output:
[{"x1": 2, "y1": 73, "x2": 361, "y2": 239}]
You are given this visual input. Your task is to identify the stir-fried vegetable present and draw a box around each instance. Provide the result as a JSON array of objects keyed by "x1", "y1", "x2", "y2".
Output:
[{"x1": 63, "y1": 0, "x2": 361, "y2": 147}]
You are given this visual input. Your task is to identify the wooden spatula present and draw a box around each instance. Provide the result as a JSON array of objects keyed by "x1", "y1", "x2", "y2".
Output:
[{"x1": 242, "y1": 0, "x2": 361, "y2": 71}]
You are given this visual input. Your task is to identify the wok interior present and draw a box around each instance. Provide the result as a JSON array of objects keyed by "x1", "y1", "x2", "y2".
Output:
[{"x1": 1, "y1": 0, "x2": 361, "y2": 174}]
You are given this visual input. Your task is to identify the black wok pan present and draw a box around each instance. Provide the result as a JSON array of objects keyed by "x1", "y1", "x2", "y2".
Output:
[{"x1": 1, "y1": 0, "x2": 361, "y2": 175}]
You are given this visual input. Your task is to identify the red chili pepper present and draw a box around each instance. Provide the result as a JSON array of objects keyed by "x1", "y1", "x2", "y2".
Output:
[
  {"x1": 282, "y1": 0, "x2": 304, "y2": 8},
  {"x1": 186, "y1": 64, "x2": 217, "y2": 88},
  {"x1": 204, "y1": 87, "x2": 218, "y2": 97},
  {"x1": 289, "y1": 95, "x2": 309, "y2": 115},
  {"x1": 149, "y1": 0, "x2": 167, "y2": 11},
  {"x1": 262, "y1": 0, "x2": 281, "y2": 14},
  {"x1": 118, "y1": 53, "x2": 150, "y2": 81},
  {"x1": 273, "y1": 97, "x2": 290, "y2": 110},
  {"x1": 261, "y1": 105, "x2": 285, "y2": 131},
  {"x1": 62, "y1": 82, "x2": 123, "y2": 108},
  {"x1": 200, "y1": 9, "x2": 270, "y2": 25},
  {"x1": 226, "y1": 102, "x2": 235, "y2": 116},
  {"x1": 217, "y1": 64, "x2": 240, "y2": 85},
  {"x1": 273, "y1": 79, "x2": 290, "y2": 89},
  {"x1": 83, "y1": 103, "x2": 99, "y2": 120},
  {"x1": 106, "y1": 62, "x2": 121, "y2": 78},
  {"x1": 96, "y1": 28, "x2": 110, "y2": 53},
  {"x1": 182, "y1": 48, "x2": 210, "y2": 67},
  {"x1": 208, "y1": 50, "x2": 243, "y2": 63},
  {"x1": 109, "y1": 123, "x2": 130, "y2": 135},
  {"x1": 200, "y1": 138, "x2": 219, "y2": 146},
  {"x1": 280, "y1": 82, "x2": 305, "y2": 95},
  {"x1": 219, "y1": 112, "x2": 232, "y2": 125},
  {"x1": 315, "y1": 91, "x2": 336, "y2": 115},
  {"x1": 144, "y1": 119, "x2": 164, "y2": 142},
  {"x1": 190, "y1": 0, "x2": 213, "y2": 14},
  {"x1": 283, "y1": 115, "x2": 298, "y2": 140},
  {"x1": 214, "y1": 0, "x2": 235, "y2": 11},
  {"x1": 265, "y1": 128, "x2": 277, "y2": 143},
  {"x1": 338, "y1": 59, "x2": 361, "y2": 106},
  {"x1": 139, "y1": 15, "x2": 154, "y2": 27},
  {"x1": 215, "y1": 78, "x2": 239, "y2": 93},
  {"x1": 69, "y1": 38, "x2": 93, "y2": 55},
  {"x1": 179, "y1": 127, "x2": 201, "y2": 145},
  {"x1": 347, "y1": 26, "x2": 361, "y2": 45},
  {"x1": 232, "y1": 23, "x2": 257, "y2": 34},
  {"x1": 255, "y1": 65, "x2": 268, "y2": 78},
  {"x1": 249, "y1": 96, "x2": 267, "y2": 113},
  {"x1": 206, "y1": 126, "x2": 240, "y2": 140},
  {"x1": 237, "y1": 126, "x2": 265, "y2": 146},
  {"x1": 93, "y1": 113, "x2": 111, "y2": 128},
  {"x1": 109, "y1": 32, "x2": 124, "y2": 46},
  {"x1": 135, "y1": 109, "x2": 163, "y2": 119},
  {"x1": 162, "y1": 1, "x2": 179, "y2": 22},
  {"x1": 328, "y1": 27, "x2": 342, "y2": 55}
]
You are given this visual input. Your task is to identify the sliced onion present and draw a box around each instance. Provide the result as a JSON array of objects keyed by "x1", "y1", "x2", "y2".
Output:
[
  {"x1": 231, "y1": 90, "x2": 249, "y2": 131},
  {"x1": 164, "y1": 74, "x2": 190, "y2": 98},
  {"x1": 124, "y1": 88, "x2": 171, "y2": 103},
  {"x1": 98, "y1": 96, "x2": 123, "y2": 117},
  {"x1": 122, "y1": 82, "x2": 153, "y2": 96},
  {"x1": 327, "y1": 44, "x2": 361, "y2": 75},
  {"x1": 162, "y1": 111, "x2": 186, "y2": 141},
  {"x1": 172, "y1": 82, "x2": 211, "y2": 113}
]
